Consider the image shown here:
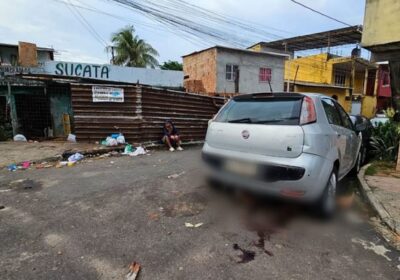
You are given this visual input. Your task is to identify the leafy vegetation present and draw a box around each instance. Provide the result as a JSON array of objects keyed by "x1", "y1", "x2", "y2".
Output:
[
  {"x1": 370, "y1": 120, "x2": 400, "y2": 162},
  {"x1": 160, "y1": 60, "x2": 183, "y2": 71},
  {"x1": 109, "y1": 25, "x2": 159, "y2": 68}
]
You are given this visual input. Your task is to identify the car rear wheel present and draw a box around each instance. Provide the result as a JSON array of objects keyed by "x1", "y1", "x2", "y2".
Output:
[{"x1": 317, "y1": 169, "x2": 337, "y2": 219}]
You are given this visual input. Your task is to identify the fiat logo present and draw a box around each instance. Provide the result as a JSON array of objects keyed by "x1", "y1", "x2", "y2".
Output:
[{"x1": 242, "y1": 130, "x2": 250, "y2": 139}]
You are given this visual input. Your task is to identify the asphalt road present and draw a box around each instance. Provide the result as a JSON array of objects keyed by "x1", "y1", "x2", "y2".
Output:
[{"x1": 0, "y1": 147, "x2": 399, "y2": 280}]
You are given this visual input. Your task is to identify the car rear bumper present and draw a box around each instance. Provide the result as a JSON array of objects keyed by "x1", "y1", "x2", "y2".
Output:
[{"x1": 202, "y1": 143, "x2": 334, "y2": 202}]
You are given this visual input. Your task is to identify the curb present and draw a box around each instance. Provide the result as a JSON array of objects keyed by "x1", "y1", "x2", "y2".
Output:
[{"x1": 357, "y1": 164, "x2": 399, "y2": 234}]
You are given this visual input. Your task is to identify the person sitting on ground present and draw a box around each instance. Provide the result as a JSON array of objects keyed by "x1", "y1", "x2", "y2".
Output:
[{"x1": 162, "y1": 120, "x2": 183, "y2": 152}]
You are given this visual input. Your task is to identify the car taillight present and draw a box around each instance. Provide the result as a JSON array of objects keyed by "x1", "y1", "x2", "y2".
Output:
[{"x1": 300, "y1": 96, "x2": 316, "y2": 125}]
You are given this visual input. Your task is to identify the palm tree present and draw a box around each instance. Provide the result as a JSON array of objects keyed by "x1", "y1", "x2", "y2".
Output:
[{"x1": 109, "y1": 26, "x2": 159, "y2": 68}]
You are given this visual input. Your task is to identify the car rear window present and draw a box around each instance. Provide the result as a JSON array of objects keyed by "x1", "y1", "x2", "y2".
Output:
[{"x1": 215, "y1": 98, "x2": 303, "y2": 125}]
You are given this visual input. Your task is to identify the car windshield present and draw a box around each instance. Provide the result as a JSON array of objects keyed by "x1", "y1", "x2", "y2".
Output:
[{"x1": 215, "y1": 98, "x2": 303, "y2": 125}]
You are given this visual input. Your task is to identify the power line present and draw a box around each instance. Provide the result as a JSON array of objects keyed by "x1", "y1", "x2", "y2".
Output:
[
  {"x1": 289, "y1": 0, "x2": 352, "y2": 27},
  {"x1": 63, "y1": 0, "x2": 108, "y2": 48}
]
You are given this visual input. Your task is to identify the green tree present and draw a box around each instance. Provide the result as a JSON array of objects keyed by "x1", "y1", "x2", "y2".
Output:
[
  {"x1": 109, "y1": 26, "x2": 159, "y2": 68},
  {"x1": 160, "y1": 60, "x2": 183, "y2": 71}
]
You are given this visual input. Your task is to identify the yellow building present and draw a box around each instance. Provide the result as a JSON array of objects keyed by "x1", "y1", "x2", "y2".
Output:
[
  {"x1": 284, "y1": 53, "x2": 377, "y2": 117},
  {"x1": 249, "y1": 26, "x2": 378, "y2": 118},
  {"x1": 362, "y1": 0, "x2": 400, "y2": 61}
]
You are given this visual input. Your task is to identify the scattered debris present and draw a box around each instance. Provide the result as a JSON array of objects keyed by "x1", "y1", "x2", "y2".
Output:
[
  {"x1": 126, "y1": 147, "x2": 147, "y2": 157},
  {"x1": 185, "y1": 222, "x2": 203, "y2": 228},
  {"x1": 233, "y1": 244, "x2": 256, "y2": 264},
  {"x1": 124, "y1": 144, "x2": 134, "y2": 154},
  {"x1": 13, "y1": 134, "x2": 27, "y2": 142},
  {"x1": 126, "y1": 262, "x2": 141, "y2": 280},
  {"x1": 68, "y1": 153, "x2": 84, "y2": 163},
  {"x1": 168, "y1": 171, "x2": 186, "y2": 179},
  {"x1": 0, "y1": 205, "x2": 5, "y2": 210},
  {"x1": 67, "y1": 134, "x2": 77, "y2": 143},
  {"x1": 21, "y1": 161, "x2": 31, "y2": 169},
  {"x1": 7, "y1": 164, "x2": 17, "y2": 172}
]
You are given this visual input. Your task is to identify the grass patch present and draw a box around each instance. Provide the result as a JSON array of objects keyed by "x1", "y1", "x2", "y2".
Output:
[{"x1": 365, "y1": 161, "x2": 396, "y2": 177}]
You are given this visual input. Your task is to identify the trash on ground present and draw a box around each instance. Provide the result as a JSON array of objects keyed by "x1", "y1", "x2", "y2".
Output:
[
  {"x1": 21, "y1": 161, "x2": 31, "y2": 169},
  {"x1": 67, "y1": 161, "x2": 76, "y2": 167},
  {"x1": 13, "y1": 134, "x2": 27, "y2": 142},
  {"x1": 7, "y1": 164, "x2": 17, "y2": 172},
  {"x1": 124, "y1": 144, "x2": 135, "y2": 154},
  {"x1": 68, "y1": 153, "x2": 84, "y2": 163},
  {"x1": 101, "y1": 133, "x2": 126, "y2": 146},
  {"x1": 117, "y1": 134, "x2": 125, "y2": 144},
  {"x1": 168, "y1": 171, "x2": 186, "y2": 179},
  {"x1": 127, "y1": 146, "x2": 147, "y2": 157},
  {"x1": 0, "y1": 205, "x2": 5, "y2": 210},
  {"x1": 185, "y1": 222, "x2": 203, "y2": 228},
  {"x1": 67, "y1": 134, "x2": 77, "y2": 143},
  {"x1": 126, "y1": 262, "x2": 141, "y2": 280}
]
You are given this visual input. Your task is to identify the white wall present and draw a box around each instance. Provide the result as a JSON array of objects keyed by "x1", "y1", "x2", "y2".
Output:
[{"x1": 215, "y1": 50, "x2": 286, "y2": 94}]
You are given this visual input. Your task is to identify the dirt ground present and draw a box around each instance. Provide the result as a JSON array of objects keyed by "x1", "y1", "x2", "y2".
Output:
[
  {"x1": 0, "y1": 141, "x2": 116, "y2": 168},
  {"x1": 0, "y1": 147, "x2": 399, "y2": 279}
]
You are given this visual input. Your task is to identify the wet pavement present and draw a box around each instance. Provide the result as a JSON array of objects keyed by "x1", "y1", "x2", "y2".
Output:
[{"x1": 0, "y1": 147, "x2": 399, "y2": 279}]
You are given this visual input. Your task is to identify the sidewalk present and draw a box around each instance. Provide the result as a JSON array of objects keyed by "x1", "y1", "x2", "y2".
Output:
[
  {"x1": 0, "y1": 141, "x2": 124, "y2": 168},
  {"x1": 358, "y1": 165, "x2": 400, "y2": 234}
]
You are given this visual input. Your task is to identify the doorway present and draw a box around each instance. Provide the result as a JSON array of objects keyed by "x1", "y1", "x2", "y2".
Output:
[{"x1": 14, "y1": 93, "x2": 52, "y2": 139}]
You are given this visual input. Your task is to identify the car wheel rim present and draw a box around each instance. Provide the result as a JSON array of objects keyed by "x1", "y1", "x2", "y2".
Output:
[{"x1": 325, "y1": 173, "x2": 336, "y2": 212}]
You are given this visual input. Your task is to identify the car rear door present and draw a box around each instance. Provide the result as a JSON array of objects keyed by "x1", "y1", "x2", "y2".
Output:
[
  {"x1": 321, "y1": 98, "x2": 348, "y2": 177},
  {"x1": 335, "y1": 103, "x2": 360, "y2": 173}
]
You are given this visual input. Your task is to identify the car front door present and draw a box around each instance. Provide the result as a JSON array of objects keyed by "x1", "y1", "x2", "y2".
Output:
[
  {"x1": 335, "y1": 103, "x2": 360, "y2": 173},
  {"x1": 321, "y1": 98, "x2": 348, "y2": 178}
]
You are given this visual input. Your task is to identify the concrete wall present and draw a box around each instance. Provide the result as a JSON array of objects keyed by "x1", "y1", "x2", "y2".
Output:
[
  {"x1": 0, "y1": 45, "x2": 52, "y2": 65},
  {"x1": 362, "y1": 0, "x2": 400, "y2": 48},
  {"x1": 285, "y1": 53, "x2": 333, "y2": 84},
  {"x1": 183, "y1": 48, "x2": 217, "y2": 94},
  {"x1": 215, "y1": 49, "x2": 285, "y2": 94}
]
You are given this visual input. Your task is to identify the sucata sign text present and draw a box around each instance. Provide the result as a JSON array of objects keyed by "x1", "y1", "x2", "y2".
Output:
[{"x1": 54, "y1": 62, "x2": 109, "y2": 79}]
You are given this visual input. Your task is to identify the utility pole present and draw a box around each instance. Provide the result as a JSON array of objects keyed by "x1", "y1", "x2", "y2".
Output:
[{"x1": 108, "y1": 46, "x2": 115, "y2": 65}]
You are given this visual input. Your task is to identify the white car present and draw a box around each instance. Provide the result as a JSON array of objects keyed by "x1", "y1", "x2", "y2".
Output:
[{"x1": 202, "y1": 92, "x2": 362, "y2": 216}]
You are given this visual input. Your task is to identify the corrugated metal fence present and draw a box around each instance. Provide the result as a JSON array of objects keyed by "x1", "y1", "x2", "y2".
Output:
[{"x1": 71, "y1": 84, "x2": 224, "y2": 143}]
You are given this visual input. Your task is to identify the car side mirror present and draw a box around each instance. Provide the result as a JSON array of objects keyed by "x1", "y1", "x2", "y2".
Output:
[{"x1": 354, "y1": 123, "x2": 364, "y2": 132}]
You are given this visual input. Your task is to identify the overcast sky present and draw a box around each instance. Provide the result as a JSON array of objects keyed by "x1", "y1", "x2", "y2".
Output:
[{"x1": 0, "y1": 0, "x2": 366, "y2": 65}]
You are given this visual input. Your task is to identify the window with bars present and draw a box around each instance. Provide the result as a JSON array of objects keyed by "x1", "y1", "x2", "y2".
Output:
[
  {"x1": 259, "y1": 68, "x2": 272, "y2": 82},
  {"x1": 226, "y1": 64, "x2": 239, "y2": 81},
  {"x1": 334, "y1": 71, "x2": 346, "y2": 87}
]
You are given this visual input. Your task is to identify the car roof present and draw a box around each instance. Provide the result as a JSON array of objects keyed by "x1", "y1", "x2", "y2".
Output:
[{"x1": 233, "y1": 92, "x2": 329, "y2": 100}]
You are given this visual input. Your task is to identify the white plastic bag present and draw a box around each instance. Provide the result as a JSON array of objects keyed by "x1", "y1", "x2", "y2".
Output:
[
  {"x1": 128, "y1": 147, "x2": 147, "y2": 157},
  {"x1": 13, "y1": 134, "x2": 27, "y2": 142},
  {"x1": 67, "y1": 134, "x2": 77, "y2": 143},
  {"x1": 106, "y1": 137, "x2": 118, "y2": 147},
  {"x1": 68, "y1": 153, "x2": 84, "y2": 162},
  {"x1": 117, "y1": 134, "x2": 125, "y2": 144}
]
